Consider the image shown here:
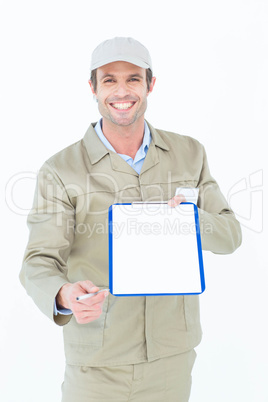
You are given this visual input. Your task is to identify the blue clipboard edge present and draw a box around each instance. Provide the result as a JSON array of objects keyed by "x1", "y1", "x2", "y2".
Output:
[
  {"x1": 108, "y1": 202, "x2": 205, "y2": 297},
  {"x1": 108, "y1": 203, "x2": 132, "y2": 295}
]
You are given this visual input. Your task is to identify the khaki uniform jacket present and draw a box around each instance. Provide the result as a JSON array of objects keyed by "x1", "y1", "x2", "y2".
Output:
[{"x1": 20, "y1": 121, "x2": 242, "y2": 367}]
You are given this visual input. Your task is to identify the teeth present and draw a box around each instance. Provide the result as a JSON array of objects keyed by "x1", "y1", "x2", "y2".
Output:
[{"x1": 111, "y1": 102, "x2": 134, "y2": 110}]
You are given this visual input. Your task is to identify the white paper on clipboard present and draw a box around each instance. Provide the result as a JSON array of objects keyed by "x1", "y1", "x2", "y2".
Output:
[{"x1": 108, "y1": 202, "x2": 205, "y2": 297}]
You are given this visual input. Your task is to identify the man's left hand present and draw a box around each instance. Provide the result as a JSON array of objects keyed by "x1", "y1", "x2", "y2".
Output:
[{"x1": 167, "y1": 194, "x2": 186, "y2": 207}]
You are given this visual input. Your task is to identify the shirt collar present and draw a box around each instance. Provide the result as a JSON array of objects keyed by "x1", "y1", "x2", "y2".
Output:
[
  {"x1": 94, "y1": 118, "x2": 151, "y2": 156},
  {"x1": 82, "y1": 120, "x2": 169, "y2": 167}
]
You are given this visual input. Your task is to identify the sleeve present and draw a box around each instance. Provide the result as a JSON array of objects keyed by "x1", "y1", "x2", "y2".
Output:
[
  {"x1": 19, "y1": 161, "x2": 75, "y2": 326},
  {"x1": 197, "y1": 145, "x2": 242, "y2": 254},
  {"x1": 54, "y1": 299, "x2": 72, "y2": 316}
]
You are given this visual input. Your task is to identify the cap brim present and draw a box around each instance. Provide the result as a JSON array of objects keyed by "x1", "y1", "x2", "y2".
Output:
[{"x1": 91, "y1": 55, "x2": 151, "y2": 71}]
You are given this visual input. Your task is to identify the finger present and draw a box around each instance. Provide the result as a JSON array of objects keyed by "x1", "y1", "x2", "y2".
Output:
[
  {"x1": 78, "y1": 291, "x2": 108, "y2": 308},
  {"x1": 77, "y1": 302, "x2": 103, "y2": 315},
  {"x1": 75, "y1": 310, "x2": 103, "y2": 324},
  {"x1": 77, "y1": 303, "x2": 103, "y2": 315},
  {"x1": 70, "y1": 282, "x2": 99, "y2": 304},
  {"x1": 69, "y1": 282, "x2": 98, "y2": 297},
  {"x1": 78, "y1": 280, "x2": 99, "y2": 294},
  {"x1": 76, "y1": 298, "x2": 105, "y2": 312},
  {"x1": 167, "y1": 194, "x2": 186, "y2": 207},
  {"x1": 72, "y1": 300, "x2": 103, "y2": 316}
]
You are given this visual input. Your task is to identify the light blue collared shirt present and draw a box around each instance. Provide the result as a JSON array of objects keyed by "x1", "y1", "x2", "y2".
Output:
[
  {"x1": 54, "y1": 119, "x2": 152, "y2": 316},
  {"x1": 94, "y1": 118, "x2": 151, "y2": 174}
]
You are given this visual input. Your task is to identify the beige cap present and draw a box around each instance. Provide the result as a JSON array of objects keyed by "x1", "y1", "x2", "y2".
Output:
[{"x1": 90, "y1": 37, "x2": 153, "y2": 72}]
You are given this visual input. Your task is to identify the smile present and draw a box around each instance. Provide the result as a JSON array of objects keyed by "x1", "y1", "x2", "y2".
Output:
[{"x1": 110, "y1": 102, "x2": 136, "y2": 110}]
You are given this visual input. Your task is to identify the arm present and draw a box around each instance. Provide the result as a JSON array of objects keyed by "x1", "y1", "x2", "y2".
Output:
[
  {"x1": 197, "y1": 145, "x2": 242, "y2": 254},
  {"x1": 169, "y1": 145, "x2": 242, "y2": 254},
  {"x1": 19, "y1": 162, "x2": 74, "y2": 325},
  {"x1": 19, "y1": 162, "x2": 107, "y2": 326}
]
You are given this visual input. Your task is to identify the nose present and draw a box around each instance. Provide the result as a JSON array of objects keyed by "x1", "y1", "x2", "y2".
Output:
[{"x1": 113, "y1": 80, "x2": 130, "y2": 98}]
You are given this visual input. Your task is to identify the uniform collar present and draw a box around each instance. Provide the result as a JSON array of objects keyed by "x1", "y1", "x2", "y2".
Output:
[
  {"x1": 145, "y1": 120, "x2": 170, "y2": 152},
  {"x1": 82, "y1": 122, "x2": 110, "y2": 165},
  {"x1": 94, "y1": 118, "x2": 152, "y2": 157},
  {"x1": 83, "y1": 120, "x2": 170, "y2": 170}
]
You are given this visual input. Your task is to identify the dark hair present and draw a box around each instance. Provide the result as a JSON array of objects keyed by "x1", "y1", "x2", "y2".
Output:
[{"x1": 90, "y1": 68, "x2": 153, "y2": 93}]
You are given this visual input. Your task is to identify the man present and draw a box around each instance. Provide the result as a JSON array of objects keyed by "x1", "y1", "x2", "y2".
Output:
[{"x1": 20, "y1": 37, "x2": 242, "y2": 401}]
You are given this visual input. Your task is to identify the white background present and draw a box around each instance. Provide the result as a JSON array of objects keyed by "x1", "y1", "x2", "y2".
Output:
[{"x1": 1, "y1": 1, "x2": 267, "y2": 401}]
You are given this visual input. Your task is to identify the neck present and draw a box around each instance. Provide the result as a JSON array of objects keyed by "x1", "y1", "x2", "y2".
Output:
[{"x1": 102, "y1": 117, "x2": 145, "y2": 159}]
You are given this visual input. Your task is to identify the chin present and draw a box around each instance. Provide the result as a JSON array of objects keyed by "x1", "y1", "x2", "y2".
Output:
[{"x1": 110, "y1": 115, "x2": 139, "y2": 127}]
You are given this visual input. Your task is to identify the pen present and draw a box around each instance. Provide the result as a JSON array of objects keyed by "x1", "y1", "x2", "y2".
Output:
[{"x1": 76, "y1": 289, "x2": 110, "y2": 301}]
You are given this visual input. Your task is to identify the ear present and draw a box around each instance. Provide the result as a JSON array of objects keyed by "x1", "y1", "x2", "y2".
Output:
[
  {"x1": 88, "y1": 80, "x2": 96, "y2": 96},
  {"x1": 147, "y1": 76, "x2": 156, "y2": 95}
]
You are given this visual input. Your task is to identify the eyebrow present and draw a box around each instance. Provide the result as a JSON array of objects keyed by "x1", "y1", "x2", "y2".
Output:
[
  {"x1": 100, "y1": 73, "x2": 144, "y2": 80},
  {"x1": 128, "y1": 74, "x2": 144, "y2": 79}
]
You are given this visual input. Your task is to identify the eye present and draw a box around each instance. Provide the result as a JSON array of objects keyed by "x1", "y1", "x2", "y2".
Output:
[
  {"x1": 129, "y1": 78, "x2": 139, "y2": 82},
  {"x1": 104, "y1": 79, "x2": 114, "y2": 83}
]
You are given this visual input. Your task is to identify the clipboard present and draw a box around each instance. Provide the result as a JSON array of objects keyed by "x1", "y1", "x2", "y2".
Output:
[{"x1": 108, "y1": 202, "x2": 205, "y2": 296}]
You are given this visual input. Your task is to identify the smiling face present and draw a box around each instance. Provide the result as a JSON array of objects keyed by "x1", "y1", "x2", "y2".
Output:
[{"x1": 89, "y1": 61, "x2": 155, "y2": 128}]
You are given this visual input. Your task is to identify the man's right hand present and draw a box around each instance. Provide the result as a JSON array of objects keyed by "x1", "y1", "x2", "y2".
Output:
[{"x1": 56, "y1": 280, "x2": 108, "y2": 324}]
